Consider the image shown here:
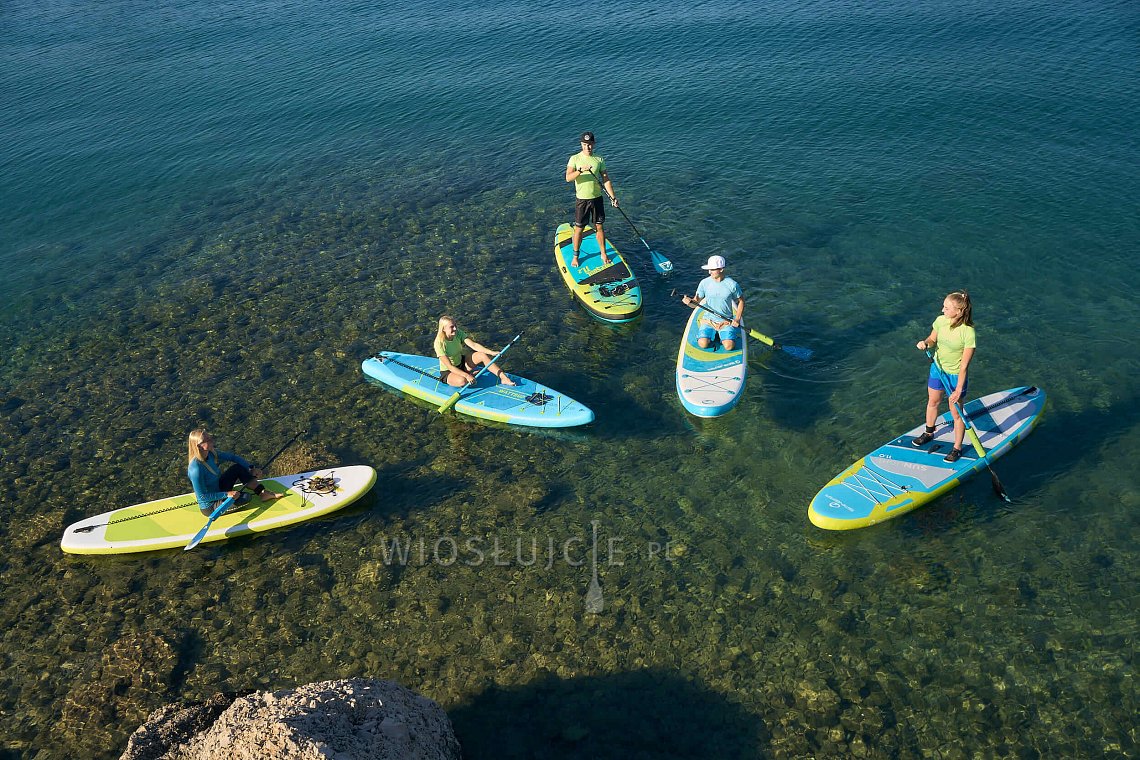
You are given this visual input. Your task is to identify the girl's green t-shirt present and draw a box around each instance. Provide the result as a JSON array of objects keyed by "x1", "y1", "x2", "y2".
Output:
[
  {"x1": 933, "y1": 315, "x2": 976, "y2": 373},
  {"x1": 435, "y1": 328, "x2": 470, "y2": 370}
]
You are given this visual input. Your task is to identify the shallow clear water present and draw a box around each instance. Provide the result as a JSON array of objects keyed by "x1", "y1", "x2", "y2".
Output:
[{"x1": 1, "y1": 0, "x2": 1137, "y2": 756}]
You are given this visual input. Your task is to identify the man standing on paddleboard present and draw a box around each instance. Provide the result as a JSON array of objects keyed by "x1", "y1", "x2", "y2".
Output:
[
  {"x1": 683, "y1": 255, "x2": 745, "y2": 351},
  {"x1": 565, "y1": 131, "x2": 618, "y2": 268}
]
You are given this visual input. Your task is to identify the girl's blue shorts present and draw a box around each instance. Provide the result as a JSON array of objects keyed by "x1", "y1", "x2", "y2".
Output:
[{"x1": 928, "y1": 363, "x2": 968, "y2": 395}]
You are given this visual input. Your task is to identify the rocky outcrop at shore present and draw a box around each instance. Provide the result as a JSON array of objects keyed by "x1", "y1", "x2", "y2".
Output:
[{"x1": 119, "y1": 678, "x2": 461, "y2": 760}]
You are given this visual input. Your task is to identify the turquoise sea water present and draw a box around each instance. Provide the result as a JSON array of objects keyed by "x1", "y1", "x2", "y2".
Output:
[{"x1": 2, "y1": 0, "x2": 1138, "y2": 756}]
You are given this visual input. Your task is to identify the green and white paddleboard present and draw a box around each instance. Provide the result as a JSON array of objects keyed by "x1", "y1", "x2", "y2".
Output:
[{"x1": 61, "y1": 465, "x2": 377, "y2": 555}]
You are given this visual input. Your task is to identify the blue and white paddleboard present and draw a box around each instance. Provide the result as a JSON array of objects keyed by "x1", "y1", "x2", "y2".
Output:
[
  {"x1": 675, "y1": 307, "x2": 747, "y2": 417},
  {"x1": 809, "y1": 386, "x2": 1046, "y2": 530},
  {"x1": 362, "y1": 352, "x2": 595, "y2": 428}
]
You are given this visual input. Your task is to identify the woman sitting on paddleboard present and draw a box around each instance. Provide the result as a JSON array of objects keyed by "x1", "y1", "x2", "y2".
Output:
[
  {"x1": 187, "y1": 429, "x2": 283, "y2": 515},
  {"x1": 912, "y1": 290, "x2": 976, "y2": 463},
  {"x1": 434, "y1": 315, "x2": 517, "y2": 387}
]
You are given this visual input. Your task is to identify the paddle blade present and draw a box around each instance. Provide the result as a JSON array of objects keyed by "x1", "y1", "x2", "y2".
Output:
[
  {"x1": 585, "y1": 580, "x2": 604, "y2": 614},
  {"x1": 651, "y1": 251, "x2": 673, "y2": 274},
  {"x1": 185, "y1": 496, "x2": 234, "y2": 550},
  {"x1": 185, "y1": 524, "x2": 210, "y2": 551},
  {"x1": 988, "y1": 466, "x2": 1011, "y2": 503},
  {"x1": 780, "y1": 344, "x2": 814, "y2": 361}
]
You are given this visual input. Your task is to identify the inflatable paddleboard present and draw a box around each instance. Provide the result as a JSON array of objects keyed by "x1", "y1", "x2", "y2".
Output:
[
  {"x1": 362, "y1": 352, "x2": 595, "y2": 428},
  {"x1": 554, "y1": 222, "x2": 642, "y2": 323},
  {"x1": 61, "y1": 465, "x2": 377, "y2": 555},
  {"x1": 809, "y1": 386, "x2": 1045, "y2": 530},
  {"x1": 675, "y1": 307, "x2": 748, "y2": 417}
]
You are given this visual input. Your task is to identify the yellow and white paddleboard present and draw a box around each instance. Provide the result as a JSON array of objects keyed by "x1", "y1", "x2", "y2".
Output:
[
  {"x1": 554, "y1": 222, "x2": 642, "y2": 323},
  {"x1": 61, "y1": 465, "x2": 376, "y2": 555}
]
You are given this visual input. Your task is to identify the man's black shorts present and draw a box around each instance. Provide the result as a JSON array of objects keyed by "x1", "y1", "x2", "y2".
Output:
[{"x1": 573, "y1": 196, "x2": 605, "y2": 228}]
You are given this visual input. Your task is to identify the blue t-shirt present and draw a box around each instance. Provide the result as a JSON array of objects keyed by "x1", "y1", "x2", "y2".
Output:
[
  {"x1": 188, "y1": 451, "x2": 251, "y2": 511},
  {"x1": 696, "y1": 276, "x2": 743, "y2": 323}
]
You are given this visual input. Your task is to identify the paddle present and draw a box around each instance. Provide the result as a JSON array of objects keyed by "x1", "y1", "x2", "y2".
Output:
[
  {"x1": 437, "y1": 333, "x2": 522, "y2": 414},
  {"x1": 671, "y1": 289, "x2": 814, "y2": 361},
  {"x1": 925, "y1": 350, "x2": 1010, "y2": 503},
  {"x1": 185, "y1": 429, "x2": 307, "y2": 551},
  {"x1": 583, "y1": 168, "x2": 673, "y2": 274},
  {"x1": 585, "y1": 519, "x2": 603, "y2": 614}
]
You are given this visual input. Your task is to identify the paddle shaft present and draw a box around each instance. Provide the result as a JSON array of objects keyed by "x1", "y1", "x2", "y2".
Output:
[
  {"x1": 258, "y1": 428, "x2": 307, "y2": 474},
  {"x1": 925, "y1": 349, "x2": 1010, "y2": 502},
  {"x1": 583, "y1": 168, "x2": 672, "y2": 273},
  {"x1": 925, "y1": 351, "x2": 985, "y2": 456},
  {"x1": 674, "y1": 290, "x2": 758, "y2": 339},
  {"x1": 438, "y1": 333, "x2": 522, "y2": 414}
]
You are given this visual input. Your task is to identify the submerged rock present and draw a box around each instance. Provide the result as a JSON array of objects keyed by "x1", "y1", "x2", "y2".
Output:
[
  {"x1": 62, "y1": 632, "x2": 181, "y2": 752},
  {"x1": 119, "y1": 678, "x2": 460, "y2": 760}
]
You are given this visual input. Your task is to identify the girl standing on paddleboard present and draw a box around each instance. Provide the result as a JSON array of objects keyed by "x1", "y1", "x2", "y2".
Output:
[
  {"x1": 187, "y1": 429, "x2": 283, "y2": 515},
  {"x1": 912, "y1": 291, "x2": 976, "y2": 462},
  {"x1": 434, "y1": 316, "x2": 517, "y2": 387}
]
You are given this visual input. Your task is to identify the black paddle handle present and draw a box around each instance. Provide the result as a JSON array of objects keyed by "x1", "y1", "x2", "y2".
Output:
[{"x1": 258, "y1": 429, "x2": 306, "y2": 473}]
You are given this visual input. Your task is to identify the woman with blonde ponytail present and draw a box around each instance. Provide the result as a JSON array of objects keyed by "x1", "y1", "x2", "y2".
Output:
[
  {"x1": 433, "y1": 315, "x2": 517, "y2": 388},
  {"x1": 187, "y1": 429, "x2": 283, "y2": 515}
]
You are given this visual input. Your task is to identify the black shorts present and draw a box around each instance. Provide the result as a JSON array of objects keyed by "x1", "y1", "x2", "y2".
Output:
[
  {"x1": 438, "y1": 349, "x2": 475, "y2": 383},
  {"x1": 573, "y1": 196, "x2": 605, "y2": 228},
  {"x1": 219, "y1": 463, "x2": 252, "y2": 491},
  {"x1": 202, "y1": 464, "x2": 253, "y2": 514}
]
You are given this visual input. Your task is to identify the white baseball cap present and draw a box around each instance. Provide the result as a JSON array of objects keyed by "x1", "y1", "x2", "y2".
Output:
[{"x1": 701, "y1": 255, "x2": 727, "y2": 270}]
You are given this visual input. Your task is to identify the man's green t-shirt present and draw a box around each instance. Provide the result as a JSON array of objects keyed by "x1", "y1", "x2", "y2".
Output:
[
  {"x1": 933, "y1": 315, "x2": 976, "y2": 374},
  {"x1": 568, "y1": 152, "x2": 607, "y2": 200}
]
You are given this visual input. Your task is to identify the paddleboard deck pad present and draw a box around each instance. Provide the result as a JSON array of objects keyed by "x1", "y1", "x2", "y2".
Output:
[
  {"x1": 809, "y1": 386, "x2": 1045, "y2": 530},
  {"x1": 362, "y1": 352, "x2": 595, "y2": 428},
  {"x1": 61, "y1": 465, "x2": 377, "y2": 554},
  {"x1": 554, "y1": 222, "x2": 642, "y2": 323},
  {"x1": 676, "y1": 306, "x2": 748, "y2": 417}
]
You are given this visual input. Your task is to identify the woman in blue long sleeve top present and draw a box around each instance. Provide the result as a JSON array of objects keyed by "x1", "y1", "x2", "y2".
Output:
[{"x1": 187, "y1": 429, "x2": 283, "y2": 515}]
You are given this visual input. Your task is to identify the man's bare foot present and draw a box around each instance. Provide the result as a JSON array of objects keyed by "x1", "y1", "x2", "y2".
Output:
[
  {"x1": 499, "y1": 373, "x2": 517, "y2": 387},
  {"x1": 260, "y1": 490, "x2": 285, "y2": 501},
  {"x1": 570, "y1": 254, "x2": 580, "y2": 267}
]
